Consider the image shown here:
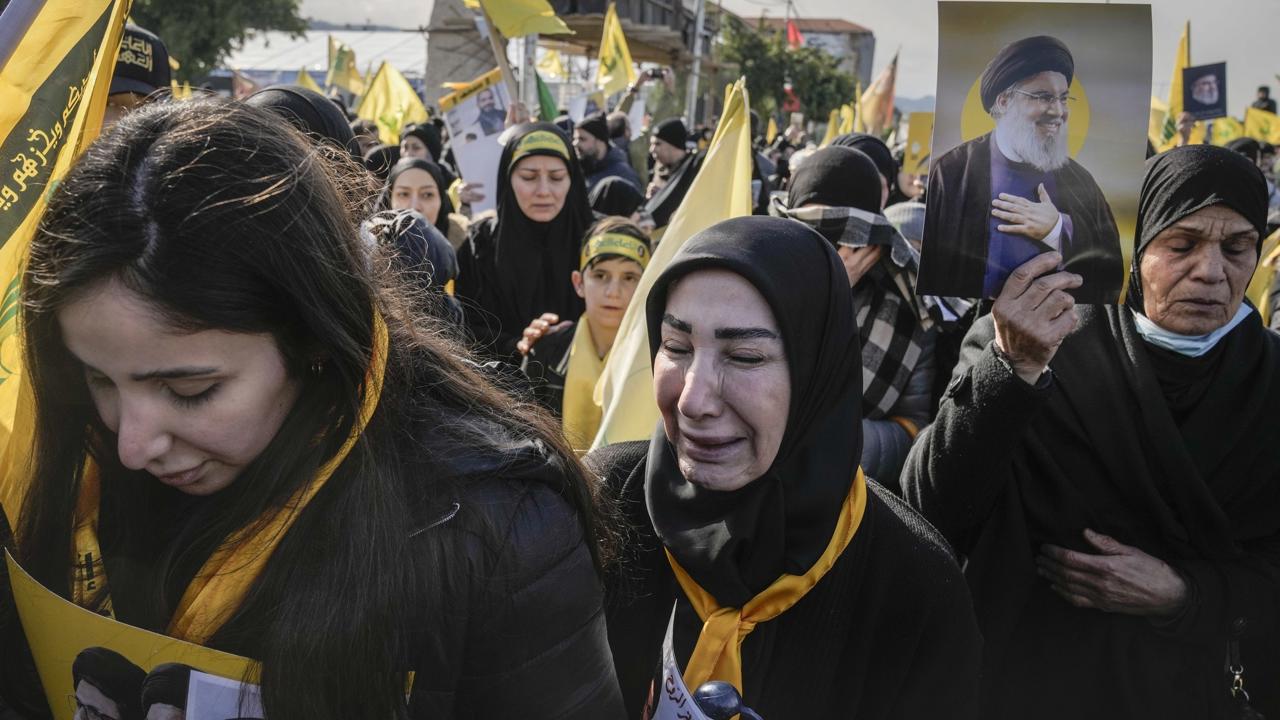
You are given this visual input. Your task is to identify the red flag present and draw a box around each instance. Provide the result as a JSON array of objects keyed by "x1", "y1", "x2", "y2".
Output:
[{"x1": 786, "y1": 19, "x2": 805, "y2": 49}]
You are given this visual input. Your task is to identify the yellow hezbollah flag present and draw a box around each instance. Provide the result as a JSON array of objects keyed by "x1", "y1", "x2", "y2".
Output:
[
  {"x1": 903, "y1": 111, "x2": 934, "y2": 174},
  {"x1": 0, "y1": 0, "x2": 131, "y2": 530},
  {"x1": 1159, "y1": 22, "x2": 1190, "y2": 150},
  {"x1": 477, "y1": 0, "x2": 572, "y2": 38},
  {"x1": 1211, "y1": 116, "x2": 1245, "y2": 146},
  {"x1": 1149, "y1": 95, "x2": 1168, "y2": 148},
  {"x1": 357, "y1": 61, "x2": 429, "y2": 145},
  {"x1": 1245, "y1": 228, "x2": 1280, "y2": 323},
  {"x1": 296, "y1": 66, "x2": 324, "y2": 93},
  {"x1": 1244, "y1": 107, "x2": 1280, "y2": 144},
  {"x1": 326, "y1": 35, "x2": 364, "y2": 96},
  {"x1": 838, "y1": 103, "x2": 855, "y2": 135},
  {"x1": 766, "y1": 115, "x2": 778, "y2": 144},
  {"x1": 820, "y1": 108, "x2": 838, "y2": 147},
  {"x1": 596, "y1": 3, "x2": 636, "y2": 97},
  {"x1": 591, "y1": 79, "x2": 754, "y2": 449},
  {"x1": 855, "y1": 51, "x2": 897, "y2": 136},
  {"x1": 537, "y1": 48, "x2": 567, "y2": 80}
]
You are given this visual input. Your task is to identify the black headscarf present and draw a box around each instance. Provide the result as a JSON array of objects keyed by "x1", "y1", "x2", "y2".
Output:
[
  {"x1": 1225, "y1": 137, "x2": 1262, "y2": 164},
  {"x1": 140, "y1": 663, "x2": 192, "y2": 712},
  {"x1": 979, "y1": 35, "x2": 1075, "y2": 112},
  {"x1": 1127, "y1": 144, "x2": 1269, "y2": 312},
  {"x1": 643, "y1": 216, "x2": 863, "y2": 607},
  {"x1": 362, "y1": 144, "x2": 400, "y2": 182},
  {"x1": 787, "y1": 146, "x2": 882, "y2": 212},
  {"x1": 382, "y1": 157, "x2": 456, "y2": 238},
  {"x1": 589, "y1": 175, "x2": 645, "y2": 217},
  {"x1": 245, "y1": 85, "x2": 362, "y2": 159},
  {"x1": 401, "y1": 122, "x2": 444, "y2": 163},
  {"x1": 832, "y1": 133, "x2": 896, "y2": 194},
  {"x1": 72, "y1": 647, "x2": 146, "y2": 720},
  {"x1": 490, "y1": 122, "x2": 592, "y2": 334}
]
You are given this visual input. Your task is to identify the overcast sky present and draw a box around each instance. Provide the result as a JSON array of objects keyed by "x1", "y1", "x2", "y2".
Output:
[{"x1": 299, "y1": 0, "x2": 1279, "y2": 112}]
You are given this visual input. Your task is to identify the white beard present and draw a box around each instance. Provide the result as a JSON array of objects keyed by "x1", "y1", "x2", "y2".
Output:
[{"x1": 994, "y1": 106, "x2": 1070, "y2": 172}]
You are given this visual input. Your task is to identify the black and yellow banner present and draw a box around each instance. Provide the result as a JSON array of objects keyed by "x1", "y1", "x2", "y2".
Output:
[{"x1": 0, "y1": 0, "x2": 132, "y2": 531}]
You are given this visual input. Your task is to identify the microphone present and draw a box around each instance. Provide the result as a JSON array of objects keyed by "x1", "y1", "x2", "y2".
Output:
[{"x1": 692, "y1": 681, "x2": 764, "y2": 720}]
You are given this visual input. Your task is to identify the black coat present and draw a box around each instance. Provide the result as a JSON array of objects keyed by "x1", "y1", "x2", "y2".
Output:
[
  {"x1": 901, "y1": 306, "x2": 1280, "y2": 719},
  {"x1": 588, "y1": 441, "x2": 982, "y2": 720},
  {"x1": 919, "y1": 133, "x2": 1122, "y2": 303}
]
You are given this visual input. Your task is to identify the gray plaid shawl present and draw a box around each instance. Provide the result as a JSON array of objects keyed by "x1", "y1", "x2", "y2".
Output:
[{"x1": 772, "y1": 200, "x2": 932, "y2": 419}]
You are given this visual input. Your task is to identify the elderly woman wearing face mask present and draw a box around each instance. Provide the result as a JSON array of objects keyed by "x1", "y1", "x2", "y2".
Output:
[
  {"x1": 903, "y1": 145, "x2": 1280, "y2": 719},
  {"x1": 588, "y1": 216, "x2": 981, "y2": 719}
]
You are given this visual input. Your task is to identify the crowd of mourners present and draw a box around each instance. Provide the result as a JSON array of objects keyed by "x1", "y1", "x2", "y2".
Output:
[{"x1": 2, "y1": 22, "x2": 1280, "y2": 720}]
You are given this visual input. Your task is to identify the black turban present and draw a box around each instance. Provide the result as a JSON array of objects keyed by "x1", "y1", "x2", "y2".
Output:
[
  {"x1": 72, "y1": 647, "x2": 146, "y2": 720},
  {"x1": 832, "y1": 132, "x2": 897, "y2": 187},
  {"x1": 787, "y1": 146, "x2": 883, "y2": 213},
  {"x1": 246, "y1": 85, "x2": 361, "y2": 159},
  {"x1": 1127, "y1": 144, "x2": 1269, "y2": 310},
  {"x1": 578, "y1": 112, "x2": 610, "y2": 143},
  {"x1": 653, "y1": 117, "x2": 688, "y2": 149},
  {"x1": 980, "y1": 35, "x2": 1075, "y2": 112},
  {"x1": 140, "y1": 663, "x2": 192, "y2": 712},
  {"x1": 402, "y1": 122, "x2": 444, "y2": 163}
]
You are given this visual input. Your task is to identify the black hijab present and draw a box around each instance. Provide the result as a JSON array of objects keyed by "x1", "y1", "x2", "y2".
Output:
[
  {"x1": 787, "y1": 146, "x2": 882, "y2": 212},
  {"x1": 643, "y1": 216, "x2": 863, "y2": 607},
  {"x1": 832, "y1": 132, "x2": 896, "y2": 195},
  {"x1": 401, "y1": 122, "x2": 444, "y2": 163},
  {"x1": 589, "y1": 175, "x2": 645, "y2": 217},
  {"x1": 491, "y1": 122, "x2": 592, "y2": 332},
  {"x1": 382, "y1": 157, "x2": 456, "y2": 238},
  {"x1": 1127, "y1": 144, "x2": 1269, "y2": 312},
  {"x1": 245, "y1": 85, "x2": 362, "y2": 159}
]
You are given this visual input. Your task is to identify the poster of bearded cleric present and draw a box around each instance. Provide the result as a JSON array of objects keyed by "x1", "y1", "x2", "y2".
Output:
[{"x1": 918, "y1": 3, "x2": 1152, "y2": 303}]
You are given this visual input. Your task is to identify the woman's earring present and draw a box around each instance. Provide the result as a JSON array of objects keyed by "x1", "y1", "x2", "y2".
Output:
[{"x1": 311, "y1": 358, "x2": 325, "y2": 376}]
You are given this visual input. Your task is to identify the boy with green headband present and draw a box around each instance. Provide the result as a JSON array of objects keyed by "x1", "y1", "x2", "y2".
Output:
[{"x1": 519, "y1": 217, "x2": 651, "y2": 452}]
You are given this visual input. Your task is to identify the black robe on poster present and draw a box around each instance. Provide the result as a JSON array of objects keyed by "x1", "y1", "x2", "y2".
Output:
[
  {"x1": 902, "y1": 305, "x2": 1280, "y2": 719},
  {"x1": 919, "y1": 132, "x2": 1123, "y2": 303},
  {"x1": 587, "y1": 441, "x2": 982, "y2": 720}
]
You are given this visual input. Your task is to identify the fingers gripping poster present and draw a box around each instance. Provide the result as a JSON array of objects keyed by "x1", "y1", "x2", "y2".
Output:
[
  {"x1": 918, "y1": 2, "x2": 1152, "y2": 303},
  {"x1": 7, "y1": 553, "x2": 262, "y2": 720}
]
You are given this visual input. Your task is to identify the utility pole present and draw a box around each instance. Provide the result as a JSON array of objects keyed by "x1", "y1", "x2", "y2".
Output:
[{"x1": 685, "y1": 0, "x2": 707, "y2": 128}]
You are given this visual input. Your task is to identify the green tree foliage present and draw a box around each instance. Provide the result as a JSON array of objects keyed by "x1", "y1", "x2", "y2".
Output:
[
  {"x1": 719, "y1": 15, "x2": 855, "y2": 121},
  {"x1": 131, "y1": 0, "x2": 307, "y2": 82}
]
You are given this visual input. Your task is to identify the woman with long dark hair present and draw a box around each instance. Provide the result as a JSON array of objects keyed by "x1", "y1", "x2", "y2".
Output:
[
  {"x1": 0, "y1": 98, "x2": 622, "y2": 719},
  {"x1": 455, "y1": 123, "x2": 593, "y2": 362}
]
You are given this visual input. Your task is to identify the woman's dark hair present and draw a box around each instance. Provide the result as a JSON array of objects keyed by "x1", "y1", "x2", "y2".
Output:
[{"x1": 16, "y1": 98, "x2": 603, "y2": 719}]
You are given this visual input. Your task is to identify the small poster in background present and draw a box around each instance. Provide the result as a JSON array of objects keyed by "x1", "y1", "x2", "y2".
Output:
[
  {"x1": 919, "y1": 2, "x2": 1151, "y2": 303},
  {"x1": 568, "y1": 90, "x2": 606, "y2": 122},
  {"x1": 1182, "y1": 62, "x2": 1228, "y2": 121},
  {"x1": 440, "y1": 69, "x2": 512, "y2": 214}
]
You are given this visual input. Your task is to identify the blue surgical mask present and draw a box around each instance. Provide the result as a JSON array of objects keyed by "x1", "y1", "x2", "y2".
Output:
[{"x1": 1130, "y1": 303, "x2": 1253, "y2": 357}]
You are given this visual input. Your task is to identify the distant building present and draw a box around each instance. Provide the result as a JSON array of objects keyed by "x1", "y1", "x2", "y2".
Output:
[{"x1": 757, "y1": 17, "x2": 875, "y2": 88}]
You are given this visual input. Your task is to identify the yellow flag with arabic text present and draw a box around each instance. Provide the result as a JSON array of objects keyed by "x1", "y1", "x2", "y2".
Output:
[
  {"x1": 1211, "y1": 116, "x2": 1245, "y2": 146},
  {"x1": 357, "y1": 61, "x2": 429, "y2": 145},
  {"x1": 855, "y1": 51, "x2": 897, "y2": 136},
  {"x1": 591, "y1": 79, "x2": 754, "y2": 449},
  {"x1": 1244, "y1": 107, "x2": 1280, "y2": 144},
  {"x1": 537, "y1": 48, "x2": 567, "y2": 80},
  {"x1": 0, "y1": 0, "x2": 132, "y2": 531},
  {"x1": 596, "y1": 3, "x2": 636, "y2": 97},
  {"x1": 326, "y1": 35, "x2": 364, "y2": 96}
]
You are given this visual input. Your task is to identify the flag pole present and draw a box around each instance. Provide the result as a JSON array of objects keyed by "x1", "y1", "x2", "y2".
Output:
[
  {"x1": 684, "y1": 0, "x2": 707, "y2": 128},
  {"x1": 480, "y1": 7, "x2": 521, "y2": 102}
]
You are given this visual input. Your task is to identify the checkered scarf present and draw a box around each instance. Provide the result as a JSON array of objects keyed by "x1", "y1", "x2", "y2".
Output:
[{"x1": 772, "y1": 200, "x2": 932, "y2": 418}]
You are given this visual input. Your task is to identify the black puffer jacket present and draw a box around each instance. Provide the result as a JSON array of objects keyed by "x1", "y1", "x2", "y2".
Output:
[{"x1": 402, "y1": 439, "x2": 625, "y2": 718}]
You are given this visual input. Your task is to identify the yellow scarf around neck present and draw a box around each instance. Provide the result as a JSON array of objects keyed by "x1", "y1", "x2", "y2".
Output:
[
  {"x1": 560, "y1": 316, "x2": 606, "y2": 454},
  {"x1": 666, "y1": 468, "x2": 867, "y2": 695},
  {"x1": 71, "y1": 312, "x2": 390, "y2": 645}
]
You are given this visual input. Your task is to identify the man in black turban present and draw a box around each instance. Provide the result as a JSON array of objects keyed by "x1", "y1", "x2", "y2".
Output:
[{"x1": 921, "y1": 35, "x2": 1122, "y2": 303}]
